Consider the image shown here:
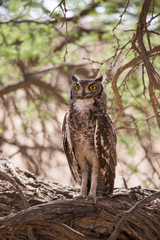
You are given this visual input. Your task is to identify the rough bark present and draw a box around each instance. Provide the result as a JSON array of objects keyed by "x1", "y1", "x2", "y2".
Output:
[{"x1": 0, "y1": 155, "x2": 160, "y2": 240}]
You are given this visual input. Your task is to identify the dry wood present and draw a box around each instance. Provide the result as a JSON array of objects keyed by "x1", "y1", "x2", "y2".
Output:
[{"x1": 0, "y1": 155, "x2": 160, "y2": 240}]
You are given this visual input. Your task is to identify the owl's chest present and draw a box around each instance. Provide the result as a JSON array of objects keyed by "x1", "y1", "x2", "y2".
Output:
[
  {"x1": 68, "y1": 98, "x2": 97, "y2": 132},
  {"x1": 68, "y1": 110, "x2": 96, "y2": 134},
  {"x1": 68, "y1": 115, "x2": 96, "y2": 154},
  {"x1": 68, "y1": 100, "x2": 99, "y2": 158}
]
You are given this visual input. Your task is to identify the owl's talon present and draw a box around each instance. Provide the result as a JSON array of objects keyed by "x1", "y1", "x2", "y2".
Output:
[
  {"x1": 74, "y1": 194, "x2": 87, "y2": 200},
  {"x1": 85, "y1": 194, "x2": 98, "y2": 203}
]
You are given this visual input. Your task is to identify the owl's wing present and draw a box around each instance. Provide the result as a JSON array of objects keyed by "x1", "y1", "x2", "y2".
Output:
[
  {"x1": 62, "y1": 113, "x2": 81, "y2": 184},
  {"x1": 94, "y1": 113, "x2": 117, "y2": 195}
]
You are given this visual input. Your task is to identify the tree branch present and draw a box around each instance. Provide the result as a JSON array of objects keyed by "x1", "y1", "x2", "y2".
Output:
[
  {"x1": 0, "y1": 155, "x2": 160, "y2": 240},
  {"x1": 112, "y1": 45, "x2": 160, "y2": 124}
]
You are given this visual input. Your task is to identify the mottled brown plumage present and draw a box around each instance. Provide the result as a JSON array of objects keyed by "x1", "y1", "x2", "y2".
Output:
[{"x1": 62, "y1": 75, "x2": 117, "y2": 201}]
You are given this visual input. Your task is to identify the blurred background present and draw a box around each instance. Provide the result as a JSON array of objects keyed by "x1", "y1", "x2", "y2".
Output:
[{"x1": 0, "y1": 0, "x2": 160, "y2": 189}]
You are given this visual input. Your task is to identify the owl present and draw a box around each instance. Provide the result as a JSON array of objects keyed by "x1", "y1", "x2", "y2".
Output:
[{"x1": 62, "y1": 75, "x2": 117, "y2": 202}]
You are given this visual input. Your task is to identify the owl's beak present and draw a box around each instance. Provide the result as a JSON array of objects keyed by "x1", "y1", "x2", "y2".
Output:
[{"x1": 81, "y1": 89, "x2": 86, "y2": 98}]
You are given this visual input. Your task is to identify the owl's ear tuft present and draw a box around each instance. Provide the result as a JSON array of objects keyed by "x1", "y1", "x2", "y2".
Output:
[
  {"x1": 72, "y1": 75, "x2": 79, "y2": 82},
  {"x1": 94, "y1": 75, "x2": 103, "y2": 82}
]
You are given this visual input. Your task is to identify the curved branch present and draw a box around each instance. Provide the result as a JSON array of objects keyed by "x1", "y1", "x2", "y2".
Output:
[
  {"x1": 108, "y1": 191, "x2": 160, "y2": 240},
  {"x1": 149, "y1": 82, "x2": 160, "y2": 128},
  {"x1": 0, "y1": 78, "x2": 65, "y2": 103},
  {"x1": 133, "y1": 0, "x2": 160, "y2": 128},
  {"x1": 112, "y1": 45, "x2": 160, "y2": 124},
  {"x1": 0, "y1": 19, "x2": 57, "y2": 25},
  {"x1": 133, "y1": 0, "x2": 160, "y2": 90},
  {"x1": 0, "y1": 1, "x2": 100, "y2": 26}
]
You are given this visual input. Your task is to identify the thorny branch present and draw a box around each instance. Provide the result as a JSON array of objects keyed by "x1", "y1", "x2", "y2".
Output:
[
  {"x1": 102, "y1": 0, "x2": 160, "y2": 128},
  {"x1": 112, "y1": 0, "x2": 130, "y2": 49},
  {"x1": 132, "y1": 0, "x2": 160, "y2": 128},
  {"x1": 50, "y1": 0, "x2": 68, "y2": 61},
  {"x1": 112, "y1": 46, "x2": 160, "y2": 124}
]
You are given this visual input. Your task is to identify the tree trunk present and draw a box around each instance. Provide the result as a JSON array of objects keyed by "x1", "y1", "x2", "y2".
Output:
[{"x1": 0, "y1": 155, "x2": 160, "y2": 240}]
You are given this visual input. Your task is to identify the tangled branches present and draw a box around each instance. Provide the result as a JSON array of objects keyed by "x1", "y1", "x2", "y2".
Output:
[{"x1": 108, "y1": 0, "x2": 160, "y2": 127}]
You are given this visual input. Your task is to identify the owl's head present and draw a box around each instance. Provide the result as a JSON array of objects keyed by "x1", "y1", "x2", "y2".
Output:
[{"x1": 70, "y1": 75, "x2": 105, "y2": 100}]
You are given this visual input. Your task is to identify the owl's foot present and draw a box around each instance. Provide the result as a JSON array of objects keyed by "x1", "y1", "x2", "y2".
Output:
[
  {"x1": 74, "y1": 194, "x2": 87, "y2": 200},
  {"x1": 85, "y1": 194, "x2": 98, "y2": 203}
]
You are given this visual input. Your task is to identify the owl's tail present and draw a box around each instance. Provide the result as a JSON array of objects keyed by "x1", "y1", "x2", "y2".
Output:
[{"x1": 97, "y1": 166, "x2": 115, "y2": 196}]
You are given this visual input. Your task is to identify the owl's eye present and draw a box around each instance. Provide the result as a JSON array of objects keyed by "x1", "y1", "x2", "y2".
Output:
[
  {"x1": 89, "y1": 85, "x2": 97, "y2": 90},
  {"x1": 75, "y1": 85, "x2": 80, "y2": 91}
]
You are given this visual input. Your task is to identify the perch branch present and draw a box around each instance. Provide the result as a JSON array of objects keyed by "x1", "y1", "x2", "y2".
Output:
[{"x1": 0, "y1": 155, "x2": 160, "y2": 239}]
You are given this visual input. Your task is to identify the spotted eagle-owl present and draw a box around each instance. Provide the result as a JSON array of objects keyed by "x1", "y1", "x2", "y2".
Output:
[{"x1": 62, "y1": 75, "x2": 117, "y2": 201}]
